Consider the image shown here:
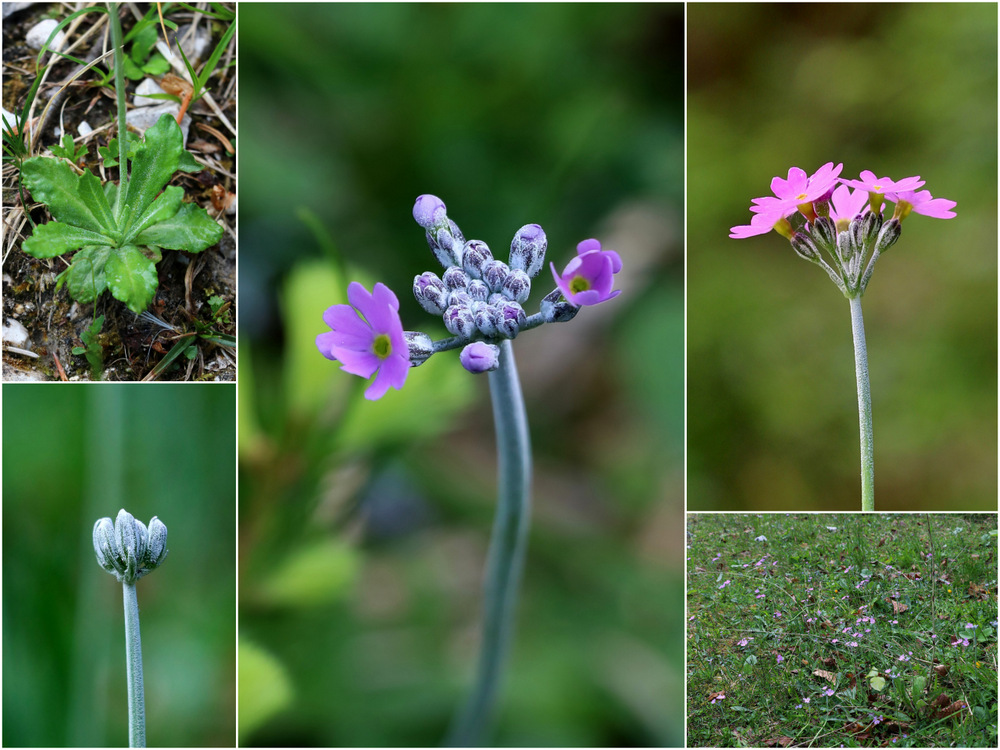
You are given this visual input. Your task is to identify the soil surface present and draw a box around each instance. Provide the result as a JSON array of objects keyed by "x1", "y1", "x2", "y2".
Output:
[{"x1": 2, "y1": 2, "x2": 236, "y2": 381}]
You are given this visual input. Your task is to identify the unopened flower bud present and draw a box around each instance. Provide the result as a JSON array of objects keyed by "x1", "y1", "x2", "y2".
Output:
[
  {"x1": 404, "y1": 331, "x2": 434, "y2": 366},
  {"x1": 472, "y1": 300, "x2": 500, "y2": 337},
  {"x1": 94, "y1": 517, "x2": 123, "y2": 577},
  {"x1": 810, "y1": 217, "x2": 837, "y2": 254},
  {"x1": 95, "y1": 510, "x2": 168, "y2": 584},
  {"x1": 837, "y1": 230, "x2": 855, "y2": 264},
  {"x1": 443, "y1": 266, "x2": 470, "y2": 292},
  {"x1": 495, "y1": 300, "x2": 526, "y2": 339},
  {"x1": 467, "y1": 279, "x2": 489, "y2": 302},
  {"x1": 460, "y1": 342, "x2": 500, "y2": 374},
  {"x1": 501, "y1": 268, "x2": 531, "y2": 304},
  {"x1": 448, "y1": 291, "x2": 473, "y2": 309},
  {"x1": 145, "y1": 517, "x2": 168, "y2": 569},
  {"x1": 413, "y1": 194, "x2": 447, "y2": 229},
  {"x1": 859, "y1": 211, "x2": 883, "y2": 249},
  {"x1": 790, "y1": 233, "x2": 820, "y2": 262},
  {"x1": 482, "y1": 259, "x2": 510, "y2": 293},
  {"x1": 444, "y1": 304, "x2": 476, "y2": 338},
  {"x1": 873, "y1": 218, "x2": 901, "y2": 255},
  {"x1": 462, "y1": 240, "x2": 492, "y2": 279},
  {"x1": 427, "y1": 219, "x2": 466, "y2": 268},
  {"x1": 540, "y1": 288, "x2": 580, "y2": 323},
  {"x1": 413, "y1": 272, "x2": 448, "y2": 315},
  {"x1": 509, "y1": 223, "x2": 547, "y2": 277}
]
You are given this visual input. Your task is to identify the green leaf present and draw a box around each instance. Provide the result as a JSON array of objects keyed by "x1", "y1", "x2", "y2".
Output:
[
  {"x1": 176, "y1": 149, "x2": 203, "y2": 173},
  {"x1": 106, "y1": 245, "x2": 158, "y2": 313},
  {"x1": 21, "y1": 157, "x2": 110, "y2": 234},
  {"x1": 125, "y1": 185, "x2": 184, "y2": 241},
  {"x1": 132, "y1": 203, "x2": 222, "y2": 252},
  {"x1": 22, "y1": 222, "x2": 114, "y2": 258},
  {"x1": 77, "y1": 170, "x2": 117, "y2": 234},
  {"x1": 66, "y1": 246, "x2": 112, "y2": 303},
  {"x1": 869, "y1": 675, "x2": 887, "y2": 692},
  {"x1": 258, "y1": 539, "x2": 359, "y2": 608},
  {"x1": 130, "y1": 23, "x2": 157, "y2": 63},
  {"x1": 141, "y1": 54, "x2": 170, "y2": 76},
  {"x1": 121, "y1": 56, "x2": 144, "y2": 80},
  {"x1": 121, "y1": 114, "x2": 182, "y2": 229},
  {"x1": 238, "y1": 640, "x2": 292, "y2": 742}
]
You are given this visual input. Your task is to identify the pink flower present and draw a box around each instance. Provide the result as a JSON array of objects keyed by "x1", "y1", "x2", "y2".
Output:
[
  {"x1": 316, "y1": 281, "x2": 411, "y2": 400},
  {"x1": 770, "y1": 162, "x2": 843, "y2": 203},
  {"x1": 550, "y1": 239, "x2": 622, "y2": 305},
  {"x1": 840, "y1": 169, "x2": 925, "y2": 195},
  {"x1": 828, "y1": 184, "x2": 870, "y2": 224},
  {"x1": 888, "y1": 189, "x2": 957, "y2": 220},
  {"x1": 729, "y1": 207, "x2": 794, "y2": 239}
]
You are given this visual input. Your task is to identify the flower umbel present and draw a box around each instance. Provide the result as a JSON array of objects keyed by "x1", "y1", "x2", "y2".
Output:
[
  {"x1": 316, "y1": 281, "x2": 410, "y2": 400},
  {"x1": 93, "y1": 509, "x2": 168, "y2": 585}
]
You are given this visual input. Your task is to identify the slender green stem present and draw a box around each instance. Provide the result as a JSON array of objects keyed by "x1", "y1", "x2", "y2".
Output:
[
  {"x1": 108, "y1": 2, "x2": 128, "y2": 205},
  {"x1": 849, "y1": 295, "x2": 875, "y2": 512},
  {"x1": 447, "y1": 339, "x2": 532, "y2": 747},
  {"x1": 122, "y1": 582, "x2": 146, "y2": 748}
]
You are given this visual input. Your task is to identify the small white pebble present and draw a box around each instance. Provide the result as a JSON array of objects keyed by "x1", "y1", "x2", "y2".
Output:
[
  {"x1": 3, "y1": 318, "x2": 31, "y2": 348},
  {"x1": 133, "y1": 78, "x2": 166, "y2": 108},
  {"x1": 77, "y1": 121, "x2": 92, "y2": 136},
  {"x1": 26, "y1": 18, "x2": 66, "y2": 52}
]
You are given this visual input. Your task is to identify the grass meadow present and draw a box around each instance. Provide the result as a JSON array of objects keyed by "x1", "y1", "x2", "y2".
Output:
[{"x1": 686, "y1": 514, "x2": 997, "y2": 747}]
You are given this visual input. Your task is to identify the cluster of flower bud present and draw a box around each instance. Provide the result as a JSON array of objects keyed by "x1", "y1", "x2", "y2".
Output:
[
  {"x1": 93, "y1": 509, "x2": 168, "y2": 584},
  {"x1": 411, "y1": 195, "x2": 550, "y2": 372}
]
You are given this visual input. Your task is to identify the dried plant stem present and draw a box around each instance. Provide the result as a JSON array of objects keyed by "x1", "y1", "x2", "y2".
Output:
[{"x1": 447, "y1": 339, "x2": 532, "y2": 747}]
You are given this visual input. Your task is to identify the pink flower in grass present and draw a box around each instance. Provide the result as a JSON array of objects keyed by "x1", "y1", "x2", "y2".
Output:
[
  {"x1": 887, "y1": 189, "x2": 957, "y2": 220},
  {"x1": 317, "y1": 281, "x2": 410, "y2": 400}
]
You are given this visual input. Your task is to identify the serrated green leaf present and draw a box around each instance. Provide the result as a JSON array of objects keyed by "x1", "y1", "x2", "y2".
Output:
[
  {"x1": 121, "y1": 114, "x2": 182, "y2": 230},
  {"x1": 125, "y1": 184, "x2": 184, "y2": 241},
  {"x1": 77, "y1": 170, "x2": 116, "y2": 234},
  {"x1": 21, "y1": 157, "x2": 109, "y2": 233},
  {"x1": 66, "y1": 246, "x2": 112, "y2": 303},
  {"x1": 22, "y1": 222, "x2": 114, "y2": 258},
  {"x1": 106, "y1": 245, "x2": 158, "y2": 313},
  {"x1": 132, "y1": 203, "x2": 222, "y2": 252}
]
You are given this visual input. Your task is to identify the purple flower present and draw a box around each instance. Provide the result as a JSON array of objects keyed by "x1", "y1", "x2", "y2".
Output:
[
  {"x1": 770, "y1": 162, "x2": 843, "y2": 204},
  {"x1": 729, "y1": 207, "x2": 794, "y2": 239},
  {"x1": 887, "y1": 189, "x2": 957, "y2": 220},
  {"x1": 824, "y1": 688, "x2": 835, "y2": 697},
  {"x1": 550, "y1": 239, "x2": 622, "y2": 305},
  {"x1": 737, "y1": 638, "x2": 749, "y2": 647},
  {"x1": 803, "y1": 697, "x2": 811, "y2": 704},
  {"x1": 776, "y1": 654, "x2": 784, "y2": 664},
  {"x1": 840, "y1": 170, "x2": 924, "y2": 196},
  {"x1": 828, "y1": 184, "x2": 871, "y2": 224},
  {"x1": 316, "y1": 282, "x2": 410, "y2": 400},
  {"x1": 459, "y1": 342, "x2": 500, "y2": 374}
]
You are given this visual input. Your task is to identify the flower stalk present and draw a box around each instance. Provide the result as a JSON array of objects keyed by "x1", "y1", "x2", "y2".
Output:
[
  {"x1": 448, "y1": 339, "x2": 532, "y2": 747},
  {"x1": 122, "y1": 582, "x2": 146, "y2": 748},
  {"x1": 849, "y1": 295, "x2": 874, "y2": 512}
]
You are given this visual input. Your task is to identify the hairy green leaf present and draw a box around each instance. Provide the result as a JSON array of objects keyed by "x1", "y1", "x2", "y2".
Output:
[
  {"x1": 66, "y1": 246, "x2": 112, "y2": 302},
  {"x1": 106, "y1": 245, "x2": 158, "y2": 313},
  {"x1": 122, "y1": 114, "x2": 182, "y2": 229},
  {"x1": 125, "y1": 185, "x2": 184, "y2": 242},
  {"x1": 133, "y1": 203, "x2": 223, "y2": 252},
  {"x1": 22, "y1": 222, "x2": 114, "y2": 259},
  {"x1": 21, "y1": 158, "x2": 110, "y2": 233}
]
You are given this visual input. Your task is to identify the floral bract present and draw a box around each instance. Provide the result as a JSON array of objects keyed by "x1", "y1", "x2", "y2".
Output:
[{"x1": 316, "y1": 281, "x2": 410, "y2": 400}]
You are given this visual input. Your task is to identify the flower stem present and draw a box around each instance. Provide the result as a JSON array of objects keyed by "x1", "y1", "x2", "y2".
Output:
[
  {"x1": 122, "y1": 582, "x2": 146, "y2": 748},
  {"x1": 447, "y1": 339, "x2": 532, "y2": 747},
  {"x1": 108, "y1": 3, "x2": 129, "y2": 200},
  {"x1": 849, "y1": 295, "x2": 875, "y2": 512}
]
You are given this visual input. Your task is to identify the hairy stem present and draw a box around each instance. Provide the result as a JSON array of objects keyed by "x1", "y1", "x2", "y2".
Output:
[
  {"x1": 122, "y1": 582, "x2": 146, "y2": 747},
  {"x1": 850, "y1": 295, "x2": 875, "y2": 512},
  {"x1": 447, "y1": 339, "x2": 532, "y2": 746}
]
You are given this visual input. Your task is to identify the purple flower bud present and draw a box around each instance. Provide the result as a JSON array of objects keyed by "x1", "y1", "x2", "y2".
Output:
[
  {"x1": 874, "y1": 218, "x2": 901, "y2": 254},
  {"x1": 404, "y1": 331, "x2": 434, "y2": 366},
  {"x1": 540, "y1": 288, "x2": 580, "y2": 323},
  {"x1": 467, "y1": 279, "x2": 489, "y2": 302},
  {"x1": 413, "y1": 271, "x2": 448, "y2": 315},
  {"x1": 790, "y1": 233, "x2": 820, "y2": 262},
  {"x1": 471, "y1": 300, "x2": 500, "y2": 337},
  {"x1": 509, "y1": 223, "x2": 547, "y2": 277},
  {"x1": 482, "y1": 259, "x2": 510, "y2": 293},
  {"x1": 443, "y1": 304, "x2": 476, "y2": 338},
  {"x1": 413, "y1": 194, "x2": 447, "y2": 228},
  {"x1": 501, "y1": 268, "x2": 531, "y2": 304},
  {"x1": 495, "y1": 300, "x2": 526, "y2": 339},
  {"x1": 460, "y1": 342, "x2": 500, "y2": 374},
  {"x1": 462, "y1": 240, "x2": 493, "y2": 279},
  {"x1": 488, "y1": 292, "x2": 505, "y2": 306},
  {"x1": 448, "y1": 290, "x2": 472, "y2": 308},
  {"x1": 443, "y1": 266, "x2": 470, "y2": 291},
  {"x1": 426, "y1": 229, "x2": 457, "y2": 268}
]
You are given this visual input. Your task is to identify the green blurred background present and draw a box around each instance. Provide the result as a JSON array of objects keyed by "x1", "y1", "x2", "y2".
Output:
[
  {"x1": 238, "y1": 3, "x2": 683, "y2": 746},
  {"x1": 2, "y1": 384, "x2": 236, "y2": 746},
  {"x1": 688, "y1": 3, "x2": 997, "y2": 511}
]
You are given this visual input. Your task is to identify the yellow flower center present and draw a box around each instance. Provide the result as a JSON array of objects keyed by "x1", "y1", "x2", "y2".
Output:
[
  {"x1": 372, "y1": 333, "x2": 392, "y2": 359},
  {"x1": 569, "y1": 275, "x2": 591, "y2": 294}
]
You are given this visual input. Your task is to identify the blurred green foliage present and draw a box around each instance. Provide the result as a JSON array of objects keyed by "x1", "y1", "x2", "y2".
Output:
[
  {"x1": 2, "y1": 384, "x2": 236, "y2": 746},
  {"x1": 687, "y1": 3, "x2": 997, "y2": 511},
  {"x1": 239, "y1": 2, "x2": 684, "y2": 746}
]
